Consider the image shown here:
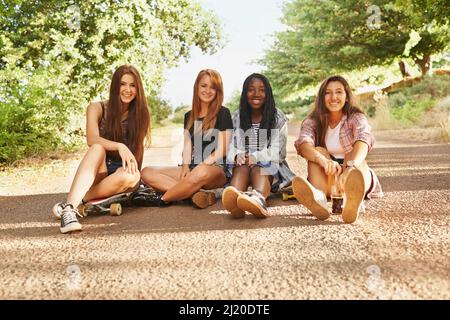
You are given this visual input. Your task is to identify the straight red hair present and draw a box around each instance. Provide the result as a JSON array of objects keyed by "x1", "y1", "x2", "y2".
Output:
[{"x1": 186, "y1": 69, "x2": 224, "y2": 132}]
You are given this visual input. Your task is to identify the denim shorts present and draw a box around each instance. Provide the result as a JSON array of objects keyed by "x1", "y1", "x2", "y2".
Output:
[{"x1": 106, "y1": 157, "x2": 122, "y2": 176}]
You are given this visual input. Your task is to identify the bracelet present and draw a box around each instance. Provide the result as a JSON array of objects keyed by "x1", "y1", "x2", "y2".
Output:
[{"x1": 345, "y1": 160, "x2": 356, "y2": 169}]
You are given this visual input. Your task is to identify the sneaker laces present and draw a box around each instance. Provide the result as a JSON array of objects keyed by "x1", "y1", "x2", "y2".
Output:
[
  {"x1": 251, "y1": 189, "x2": 264, "y2": 199},
  {"x1": 62, "y1": 207, "x2": 80, "y2": 225},
  {"x1": 55, "y1": 202, "x2": 83, "y2": 219},
  {"x1": 65, "y1": 203, "x2": 83, "y2": 218},
  {"x1": 250, "y1": 190, "x2": 267, "y2": 206}
]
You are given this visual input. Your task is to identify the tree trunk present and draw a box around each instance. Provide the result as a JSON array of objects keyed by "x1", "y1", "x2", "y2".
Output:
[
  {"x1": 415, "y1": 54, "x2": 432, "y2": 76},
  {"x1": 398, "y1": 60, "x2": 411, "y2": 78}
]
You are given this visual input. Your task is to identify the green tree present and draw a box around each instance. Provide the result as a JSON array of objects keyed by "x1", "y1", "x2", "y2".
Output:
[
  {"x1": 147, "y1": 94, "x2": 172, "y2": 124},
  {"x1": 262, "y1": 0, "x2": 449, "y2": 98},
  {"x1": 397, "y1": 0, "x2": 450, "y2": 26},
  {"x1": 0, "y1": 0, "x2": 222, "y2": 164},
  {"x1": 1, "y1": 0, "x2": 222, "y2": 95},
  {"x1": 225, "y1": 90, "x2": 241, "y2": 115}
]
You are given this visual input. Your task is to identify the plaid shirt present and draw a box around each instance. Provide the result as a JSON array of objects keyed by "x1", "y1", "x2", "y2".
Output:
[
  {"x1": 295, "y1": 113, "x2": 383, "y2": 198},
  {"x1": 296, "y1": 113, "x2": 375, "y2": 153}
]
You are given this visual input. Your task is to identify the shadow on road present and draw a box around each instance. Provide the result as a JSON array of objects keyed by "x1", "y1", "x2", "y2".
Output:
[
  {"x1": 0, "y1": 193, "x2": 345, "y2": 238},
  {"x1": 1, "y1": 132, "x2": 448, "y2": 239}
]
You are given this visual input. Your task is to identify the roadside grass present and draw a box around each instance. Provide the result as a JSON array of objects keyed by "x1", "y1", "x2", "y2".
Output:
[{"x1": 369, "y1": 75, "x2": 450, "y2": 142}]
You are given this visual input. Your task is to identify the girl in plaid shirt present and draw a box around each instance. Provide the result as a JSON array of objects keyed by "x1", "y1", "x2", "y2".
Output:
[{"x1": 293, "y1": 75, "x2": 383, "y2": 223}]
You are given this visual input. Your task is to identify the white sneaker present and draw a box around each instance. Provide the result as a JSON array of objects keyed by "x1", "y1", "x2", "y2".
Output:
[
  {"x1": 222, "y1": 186, "x2": 245, "y2": 218},
  {"x1": 60, "y1": 205, "x2": 82, "y2": 234},
  {"x1": 292, "y1": 176, "x2": 331, "y2": 220}
]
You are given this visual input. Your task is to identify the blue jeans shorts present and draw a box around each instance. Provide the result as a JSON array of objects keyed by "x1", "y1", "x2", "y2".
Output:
[{"x1": 106, "y1": 157, "x2": 122, "y2": 176}]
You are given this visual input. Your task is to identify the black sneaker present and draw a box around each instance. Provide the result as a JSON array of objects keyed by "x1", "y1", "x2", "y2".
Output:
[
  {"x1": 136, "y1": 182, "x2": 153, "y2": 193},
  {"x1": 131, "y1": 190, "x2": 170, "y2": 207},
  {"x1": 52, "y1": 202, "x2": 84, "y2": 220},
  {"x1": 60, "y1": 204, "x2": 82, "y2": 234}
]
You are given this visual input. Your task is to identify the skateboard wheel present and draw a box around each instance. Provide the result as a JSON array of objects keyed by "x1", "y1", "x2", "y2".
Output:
[
  {"x1": 282, "y1": 193, "x2": 295, "y2": 201},
  {"x1": 77, "y1": 204, "x2": 88, "y2": 217},
  {"x1": 110, "y1": 203, "x2": 122, "y2": 216}
]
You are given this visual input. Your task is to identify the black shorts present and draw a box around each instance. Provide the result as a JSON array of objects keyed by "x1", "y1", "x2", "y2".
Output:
[
  {"x1": 106, "y1": 157, "x2": 122, "y2": 176},
  {"x1": 330, "y1": 155, "x2": 344, "y2": 166}
]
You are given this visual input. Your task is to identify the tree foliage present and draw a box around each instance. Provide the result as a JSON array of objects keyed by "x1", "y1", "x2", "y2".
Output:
[
  {"x1": 0, "y1": 0, "x2": 222, "y2": 164},
  {"x1": 262, "y1": 0, "x2": 450, "y2": 99}
]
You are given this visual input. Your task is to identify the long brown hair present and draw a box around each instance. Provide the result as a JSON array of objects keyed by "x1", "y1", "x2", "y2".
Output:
[
  {"x1": 186, "y1": 69, "x2": 224, "y2": 132},
  {"x1": 103, "y1": 65, "x2": 150, "y2": 168},
  {"x1": 308, "y1": 75, "x2": 363, "y2": 147}
]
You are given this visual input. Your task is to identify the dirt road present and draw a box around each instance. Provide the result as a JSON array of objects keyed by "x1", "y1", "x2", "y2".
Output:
[{"x1": 0, "y1": 126, "x2": 449, "y2": 299}]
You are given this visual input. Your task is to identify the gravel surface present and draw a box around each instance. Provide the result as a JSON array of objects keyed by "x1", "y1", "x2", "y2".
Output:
[{"x1": 0, "y1": 126, "x2": 448, "y2": 300}]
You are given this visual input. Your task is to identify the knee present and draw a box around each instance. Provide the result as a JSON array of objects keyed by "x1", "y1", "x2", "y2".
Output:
[
  {"x1": 250, "y1": 166, "x2": 262, "y2": 176},
  {"x1": 117, "y1": 170, "x2": 140, "y2": 189},
  {"x1": 141, "y1": 167, "x2": 155, "y2": 183},
  {"x1": 234, "y1": 165, "x2": 251, "y2": 176},
  {"x1": 89, "y1": 143, "x2": 106, "y2": 153},
  {"x1": 187, "y1": 168, "x2": 209, "y2": 185},
  {"x1": 87, "y1": 143, "x2": 106, "y2": 158}
]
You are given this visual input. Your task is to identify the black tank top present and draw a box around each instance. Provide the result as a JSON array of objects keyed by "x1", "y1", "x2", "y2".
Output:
[{"x1": 98, "y1": 101, "x2": 129, "y2": 159}]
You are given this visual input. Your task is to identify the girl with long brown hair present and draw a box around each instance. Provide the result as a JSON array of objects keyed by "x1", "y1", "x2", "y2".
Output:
[
  {"x1": 293, "y1": 75, "x2": 383, "y2": 224},
  {"x1": 52, "y1": 65, "x2": 150, "y2": 233},
  {"x1": 136, "y1": 69, "x2": 233, "y2": 208}
]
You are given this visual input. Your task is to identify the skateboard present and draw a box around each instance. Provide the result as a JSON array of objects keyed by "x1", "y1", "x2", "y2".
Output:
[
  {"x1": 77, "y1": 191, "x2": 135, "y2": 217},
  {"x1": 280, "y1": 186, "x2": 295, "y2": 201}
]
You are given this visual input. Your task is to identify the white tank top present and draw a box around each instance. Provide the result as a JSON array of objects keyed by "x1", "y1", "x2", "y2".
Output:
[{"x1": 325, "y1": 121, "x2": 345, "y2": 159}]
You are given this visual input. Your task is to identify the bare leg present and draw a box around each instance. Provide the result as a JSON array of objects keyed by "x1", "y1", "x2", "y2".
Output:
[
  {"x1": 66, "y1": 144, "x2": 108, "y2": 207},
  {"x1": 141, "y1": 166, "x2": 182, "y2": 192},
  {"x1": 162, "y1": 165, "x2": 226, "y2": 202},
  {"x1": 343, "y1": 151, "x2": 372, "y2": 192},
  {"x1": 83, "y1": 167, "x2": 140, "y2": 202},
  {"x1": 307, "y1": 147, "x2": 333, "y2": 196},
  {"x1": 307, "y1": 146, "x2": 373, "y2": 197},
  {"x1": 250, "y1": 166, "x2": 273, "y2": 199},
  {"x1": 359, "y1": 161, "x2": 372, "y2": 192},
  {"x1": 230, "y1": 165, "x2": 251, "y2": 192}
]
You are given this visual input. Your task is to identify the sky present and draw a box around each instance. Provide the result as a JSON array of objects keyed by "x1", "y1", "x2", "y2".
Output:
[{"x1": 160, "y1": 0, "x2": 286, "y2": 108}]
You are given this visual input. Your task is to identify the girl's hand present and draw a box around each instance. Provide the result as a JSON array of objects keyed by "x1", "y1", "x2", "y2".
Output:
[
  {"x1": 180, "y1": 164, "x2": 190, "y2": 179},
  {"x1": 235, "y1": 153, "x2": 247, "y2": 166},
  {"x1": 117, "y1": 143, "x2": 138, "y2": 175},
  {"x1": 319, "y1": 157, "x2": 342, "y2": 176},
  {"x1": 247, "y1": 154, "x2": 257, "y2": 167}
]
